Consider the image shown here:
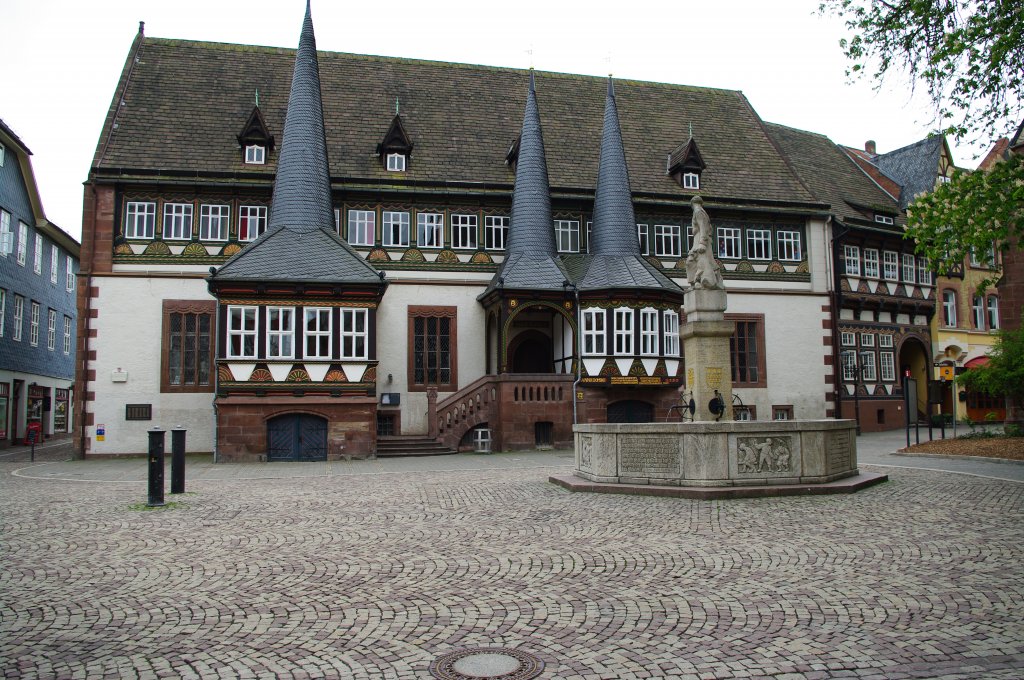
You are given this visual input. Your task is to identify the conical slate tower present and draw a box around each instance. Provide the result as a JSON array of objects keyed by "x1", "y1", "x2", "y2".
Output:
[
  {"x1": 578, "y1": 78, "x2": 681, "y2": 293},
  {"x1": 212, "y1": 1, "x2": 381, "y2": 286},
  {"x1": 482, "y1": 71, "x2": 567, "y2": 296}
]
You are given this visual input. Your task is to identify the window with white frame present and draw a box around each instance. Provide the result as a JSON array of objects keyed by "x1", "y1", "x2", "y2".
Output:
[
  {"x1": 0, "y1": 289, "x2": 4, "y2": 337},
  {"x1": 33, "y1": 235, "x2": 42, "y2": 274},
  {"x1": 883, "y1": 251, "x2": 899, "y2": 280},
  {"x1": 841, "y1": 331, "x2": 856, "y2": 347},
  {"x1": 879, "y1": 334, "x2": 894, "y2": 348},
  {"x1": 685, "y1": 225, "x2": 695, "y2": 252},
  {"x1": 874, "y1": 214, "x2": 894, "y2": 225},
  {"x1": 65, "y1": 254, "x2": 74, "y2": 291},
  {"x1": 163, "y1": 203, "x2": 193, "y2": 240},
  {"x1": 843, "y1": 245, "x2": 860, "y2": 276},
  {"x1": 244, "y1": 145, "x2": 265, "y2": 164},
  {"x1": 777, "y1": 230, "x2": 802, "y2": 261},
  {"x1": 637, "y1": 224, "x2": 650, "y2": 255},
  {"x1": 942, "y1": 290, "x2": 957, "y2": 326},
  {"x1": 972, "y1": 295, "x2": 985, "y2": 329},
  {"x1": 266, "y1": 307, "x2": 295, "y2": 359},
  {"x1": 304, "y1": 307, "x2": 332, "y2": 359},
  {"x1": 860, "y1": 352, "x2": 877, "y2": 381},
  {"x1": 640, "y1": 308, "x2": 659, "y2": 355},
  {"x1": 484, "y1": 216, "x2": 508, "y2": 251},
  {"x1": 17, "y1": 222, "x2": 28, "y2": 265},
  {"x1": 582, "y1": 308, "x2": 606, "y2": 355},
  {"x1": 663, "y1": 310, "x2": 680, "y2": 356},
  {"x1": 386, "y1": 153, "x2": 406, "y2": 172},
  {"x1": 29, "y1": 302, "x2": 39, "y2": 346},
  {"x1": 200, "y1": 205, "x2": 230, "y2": 241},
  {"x1": 334, "y1": 208, "x2": 340, "y2": 233},
  {"x1": 555, "y1": 219, "x2": 580, "y2": 253},
  {"x1": 347, "y1": 210, "x2": 375, "y2": 246},
  {"x1": 683, "y1": 172, "x2": 700, "y2": 189},
  {"x1": 880, "y1": 351, "x2": 895, "y2": 382},
  {"x1": 0, "y1": 142, "x2": 4, "y2": 166},
  {"x1": 902, "y1": 253, "x2": 916, "y2": 283},
  {"x1": 860, "y1": 332, "x2": 875, "y2": 347},
  {"x1": 340, "y1": 308, "x2": 368, "y2": 359},
  {"x1": 63, "y1": 316, "x2": 72, "y2": 355},
  {"x1": 585, "y1": 222, "x2": 593, "y2": 253},
  {"x1": 717, "y1": 226, "x2": 741, "y2": 258},
  {"x1": 917, "y1": 257, "x2": 932, "y2": 285},
  {"x1": 614, "y1": 308, "x2": 633, "y2": 355},
  {"x1": 238, "y1": 205, "x2": 267, "y2": 242},
  {"x1": 451, "y1": 214, "x2": 478, "y2": 250},
  {"x1": 227, "y1": 306, "x2": 258, "y2": 359},
  {"x1": 841, "y1": 350, "x2": 857, "y2": 381},
  {"x1": 863, "y1": 248, "x2": 880, "y2": 278},
  {"x1": 125, "y1": 202, "x2": 156, "y2": 239},
  {"x1": 746, "y1": 228, "x2": 772, "y2": 260},
  {"x1": 987, "y1": 296, "x2": 1000, "y2": 330},
  {"x1": 0, "y1": 210, "x2": 11, "y2": 256},
  {"x1": 654, "y1": 224, "x2": 681, "y2": 257},
  {"x1": 417, "y1": 213, "x2": 444, "y2": 248},
  {"x1": 50, "y1": 245, "x2": 58, "y2": 283},
  {"x1": 383, "y1": 211, "x2": 410, "y2": 247},
  {"x1": 47, "y1": 309, "x2": 56, "y2": 351},
  {"x1": 13, "y1": 295, "x2": 23, "y2": 341}
]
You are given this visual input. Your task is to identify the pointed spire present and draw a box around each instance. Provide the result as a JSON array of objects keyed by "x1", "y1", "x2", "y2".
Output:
[
  {"x1": 507, "y1": 70, "x2": 556, "y2": 254},
  {"x1": 590, "y1": 76, "x2": 639, "y2": 256},
  {"x1": 266, "y1": 0, "x2": 334, "y2": 233}
]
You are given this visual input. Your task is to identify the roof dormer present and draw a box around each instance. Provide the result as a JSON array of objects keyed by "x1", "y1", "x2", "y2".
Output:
[
  {"x1": 237, "y1": 104, "x2": 275, "y2": 165},
  {"x1": 667, "y1": 135, "x2": 706, "y2": 190},
  {"x1": 505, "y1": 135, "x2": 521, "y2": 171},
  {"x1": 376, "y1": 113, "x2": 413, "y2": 172}
]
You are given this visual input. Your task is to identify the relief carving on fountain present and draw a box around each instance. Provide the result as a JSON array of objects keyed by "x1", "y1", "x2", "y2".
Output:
[{"x1": 736, "y1": 435, "x2": 793, "y2": 474}]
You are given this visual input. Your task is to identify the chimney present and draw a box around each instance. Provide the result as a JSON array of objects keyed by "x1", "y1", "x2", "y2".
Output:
[{"x1": 865, "y1": 140, "x2": 877, "y2": 155}]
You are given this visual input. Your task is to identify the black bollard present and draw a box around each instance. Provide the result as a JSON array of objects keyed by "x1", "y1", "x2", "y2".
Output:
[
  {"x1": 170, "y1": 428, "x2": 186, "y2": 494},
  {"x1": 147, "y1": 428, "x2": 166, "y2": 507}
]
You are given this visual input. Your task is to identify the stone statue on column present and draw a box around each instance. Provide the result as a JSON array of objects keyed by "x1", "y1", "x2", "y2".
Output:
[{"x1": 686, "y1": 196, "x2": 724, "y2": 291}]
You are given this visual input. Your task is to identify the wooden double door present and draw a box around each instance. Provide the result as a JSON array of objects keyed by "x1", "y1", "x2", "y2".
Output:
[{"x1": 267, "y1": 414, "x2": 327, "y2": 461}]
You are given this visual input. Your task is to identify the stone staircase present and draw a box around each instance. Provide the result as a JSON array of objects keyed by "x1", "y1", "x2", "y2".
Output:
[{"x1": 376, "y1": 436, "x2": 456, "y2": 458}]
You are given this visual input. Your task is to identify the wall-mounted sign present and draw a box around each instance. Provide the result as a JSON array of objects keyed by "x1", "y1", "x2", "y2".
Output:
[{"x1": 96, "y1": 424, "x2": 106, "y2": 442}]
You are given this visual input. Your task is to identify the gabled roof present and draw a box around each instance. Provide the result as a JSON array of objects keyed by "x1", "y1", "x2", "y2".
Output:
[
  {"x1": 590, "y1": 79, "x2": 640, "y2": 256},
  {"x1": 842, "y1": 146, "x2": 901, "y2": 201},
  {"x1": 92, "y1": 35, "x2": 817, "y2": 206},
  {"x1": 237, "y1": 105, "x2": 275, "y2": 150},
  {"x1": 376, "y1": 114, "x2": 413, "y2": 155},
  {"x1": 765, "y1": 122, "x2": 902, "y2": 227},
  {"x1": 872, "y1": 136, "x2": 947, "y2": 209},
  {"x1": 667, "y1": 136, "x2": 706, "y2": 175}
]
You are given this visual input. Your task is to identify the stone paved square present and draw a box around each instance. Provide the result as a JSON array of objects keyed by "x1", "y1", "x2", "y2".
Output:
[{"x1": 1, "y1": 456, "x2": 1022, "y2": 679}]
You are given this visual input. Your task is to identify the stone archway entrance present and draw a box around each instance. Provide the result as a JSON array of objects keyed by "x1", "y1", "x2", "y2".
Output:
[
  {"x1": 510, "y1": 330, "x2": 554, "y2": 373},
  {"x1": 267, "y1": 414, "x2": 328, "y2": 461},
  {"x1": 898, "y1": 336, "x2": 930, "y2": 422}
]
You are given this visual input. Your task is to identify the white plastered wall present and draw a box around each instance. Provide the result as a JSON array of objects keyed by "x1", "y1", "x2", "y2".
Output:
[{"x1": 87, "y1": 275, "x2": 215, "y2": 455}]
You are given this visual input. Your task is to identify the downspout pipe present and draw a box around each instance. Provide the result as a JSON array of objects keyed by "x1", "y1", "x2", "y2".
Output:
[{"x1": 570, "y1": 283, "x2": 582, "y2": 425}]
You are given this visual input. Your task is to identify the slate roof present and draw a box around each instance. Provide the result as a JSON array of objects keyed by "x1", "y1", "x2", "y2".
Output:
[
  {"x1": 765, "y1": 123, "x2": 902, "y2": 226},
  {"x1": 210, "y1": 3, "x2": 381, "y2": 287},
  {"x1": 563, "y1": 255, "x2": 684, "y2": 294},
  {"x1": 872, "y1": 136, "x2": 945, "y2": 209},
  {"x1": 92, "y1": 36, "x2": 818, "y2": 206},
  {"x1": 590, "y1": 79, "x2": 640, "y2": 256}
]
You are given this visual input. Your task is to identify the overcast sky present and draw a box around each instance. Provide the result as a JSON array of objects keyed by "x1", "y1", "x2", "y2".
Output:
[{"x1": 1, "y1": 0, "x2": 989, "y2": 241}]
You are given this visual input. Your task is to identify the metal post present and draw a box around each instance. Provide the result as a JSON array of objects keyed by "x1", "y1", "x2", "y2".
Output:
[
  {"x1": 147, "y1": 428, "x2": 165, "y2": 507},
  {"x1": 170, "y1": 428, "x2": 186, "y2": 494}
]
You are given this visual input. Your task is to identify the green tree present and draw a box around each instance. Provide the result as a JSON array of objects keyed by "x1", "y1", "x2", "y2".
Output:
[
  {"x1": 820, "y1": 0, "x2": 1023, "y2": 144},
  {"x1": 958, "y1": 325, "x2": 1024, "y2": 429},
  {"x1": 904, "y1": 152, "x2": 1024, "y2": 285}
]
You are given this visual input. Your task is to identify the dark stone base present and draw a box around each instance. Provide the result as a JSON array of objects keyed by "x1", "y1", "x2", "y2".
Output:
[{"x1": 548, "y1": 470, "x2": 888, "y2": 499}]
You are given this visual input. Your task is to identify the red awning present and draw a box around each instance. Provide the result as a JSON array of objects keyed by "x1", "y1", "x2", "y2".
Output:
[{"x1": 964, "y1": 356, "x2": 990, "y2": 369}]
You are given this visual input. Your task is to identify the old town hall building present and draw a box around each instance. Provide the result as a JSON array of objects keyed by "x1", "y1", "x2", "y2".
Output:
[{"x1": 75, "y1": 5, "x2": 932, "y2": 459}]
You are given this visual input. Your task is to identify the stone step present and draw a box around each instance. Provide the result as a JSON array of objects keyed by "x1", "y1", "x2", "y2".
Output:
[{"x1": 376, "y1": 436, "x2": 457, "y2": 458}]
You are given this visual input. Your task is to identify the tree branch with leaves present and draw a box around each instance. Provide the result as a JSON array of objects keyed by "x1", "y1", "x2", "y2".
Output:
[{"x1": 820, "y1": 0, "x2": 1023, "y2": 144}]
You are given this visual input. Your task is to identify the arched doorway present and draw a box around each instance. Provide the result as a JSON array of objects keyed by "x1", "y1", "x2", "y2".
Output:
[
  {"x1": 898, "y1": 336, "x2": 930, "y2": 422},
  {"x1": 510, "y1": 330, "x2": 553, "y2": 373},
  {"x1": 607, "y1": 400, "x2": 654, "y2": 423},
  {"x1": 267, "y1": 413, "x2": 327, "y2": 461}
]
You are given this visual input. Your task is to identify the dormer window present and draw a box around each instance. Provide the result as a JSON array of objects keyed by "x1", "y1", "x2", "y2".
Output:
[
  {"x1": 667, "y1": 135, "x2": 706, "y2": 190},
  {"x1": 386, "y1": 153, "x2": 406, "y2": 172},
  {"x1": 874, "y1": 214, "x2": 894, "y2": 225},
  {"x1": 682, "y1": 172, "x2": 700, "y2": 189},
  {"x1": 245, "y1": 145, "x2": 266, "y2": 165}
]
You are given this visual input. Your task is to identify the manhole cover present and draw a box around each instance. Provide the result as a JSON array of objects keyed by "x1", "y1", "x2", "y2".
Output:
[{"x1": 429, "y1": 647, "x2": 545, "y2": 679}]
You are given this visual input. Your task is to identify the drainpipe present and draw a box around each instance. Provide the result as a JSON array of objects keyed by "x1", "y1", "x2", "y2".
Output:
[
  {"x1": 211, "y1": 271, "x2": 220, "y2": 463},
  {"x1": 570, "y1": 283, "x2": 582, "y2": 425}
]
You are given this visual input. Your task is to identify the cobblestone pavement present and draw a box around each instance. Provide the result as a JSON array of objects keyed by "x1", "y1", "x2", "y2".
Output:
[{"x1": 2, "y1": 453, "x2": 1023, "y2": 679}]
